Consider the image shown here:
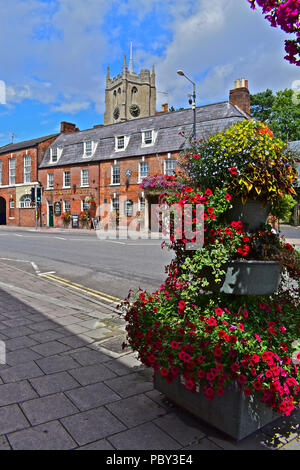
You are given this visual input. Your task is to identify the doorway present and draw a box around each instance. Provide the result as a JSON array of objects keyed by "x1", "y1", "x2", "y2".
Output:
[
  {"x1": 0, "y1": 197, "x2": 6, "y2": 225},
  {"x1": 48, "y1": 202, "x2": 54, "y2": 227}
]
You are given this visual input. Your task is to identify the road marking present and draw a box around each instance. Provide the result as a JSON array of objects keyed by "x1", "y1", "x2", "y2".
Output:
[
  {"x1": 38, "y1": 271, "x2": 56, "y2": 276},
  {"x1": 31, "y1": 262, "x2": 40, "y2": 274},
  {"x1": 55, "y1": 237, "x2": 67, "y2": 240},
  {"x1": 47, "y1": 275, "x2": 120, "y2": 301},
  {"x1": 40, "y1": 273, "x2": 121, "y2": 305}
]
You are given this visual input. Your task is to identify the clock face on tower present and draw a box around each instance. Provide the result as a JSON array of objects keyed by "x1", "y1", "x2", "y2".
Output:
[
  {"x1": 129, "y1": 104, "x2": 140, "y2": 117},
  {"x1": 113, "y1": 107, "x2": 120, "y2": 120}
]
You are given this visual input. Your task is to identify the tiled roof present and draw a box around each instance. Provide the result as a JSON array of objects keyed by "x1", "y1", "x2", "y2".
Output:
[
  {"x1": 0, "y1": 134, "x2": 59, "y2": 155},
  {"x1": 39, "y1": 102, "x2": 249, "y2": 168}
]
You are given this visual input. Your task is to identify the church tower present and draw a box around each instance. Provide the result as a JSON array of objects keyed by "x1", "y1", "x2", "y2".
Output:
[{"x1": 104, "y1": 46, "x2": 156, "y2": 126}]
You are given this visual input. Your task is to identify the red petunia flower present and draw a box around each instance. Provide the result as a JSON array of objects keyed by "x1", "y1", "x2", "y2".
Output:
[
  {"x1": 228, "y1": 167, "x2": 237, "y2": 175},
  {"x1": 225, "y1": 194, "x2": 231, "y2": 201}
]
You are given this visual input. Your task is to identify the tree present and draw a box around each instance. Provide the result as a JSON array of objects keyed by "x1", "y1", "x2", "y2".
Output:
[
  {"x1": 247, "y1": 1, "x2": 300, "y2": 66},
  {"x1": 250, "y1": 88, "x2": 300, "y2": 141}
]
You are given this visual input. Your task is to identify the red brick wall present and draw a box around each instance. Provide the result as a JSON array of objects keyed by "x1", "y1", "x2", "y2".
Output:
[
  {"x1": 100, "y1": 152, "x2": 178, "y2": 226},
  {"x1": 39, "y1": 163, "x2": 100, "y2": 228},
  {"x1": 0, "y1": 136, "x2": 58, "y2": 227}
]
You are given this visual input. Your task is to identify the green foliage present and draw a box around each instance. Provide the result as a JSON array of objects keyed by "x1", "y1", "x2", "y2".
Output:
[
  {"x1": 250, "y1": 88, "x2": 300, "y2": 142},
  {"x1": 271, "y1": 194, "x2": 297, "y2": 221}
]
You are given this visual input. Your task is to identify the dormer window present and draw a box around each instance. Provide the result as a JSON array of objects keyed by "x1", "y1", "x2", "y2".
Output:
[
  {"x1": 115, "y1": 135, "x2": 129, "y2": 152},
  {"x1": 144, "y1": 130, "x2": 153, "y2": 145},
  {"x1": 142, "y1": 129, "x2": 157, "y2": 147},
  {"x1": 50, "y1": 148, "x2": 58, "y2": 163},
  {"x1": 117, "y1": 136, "x2": 124, "y2": 150},
  {"x1": 50, "y1": 147, "x2": 62, "y2": 164},
  {"x1": 83, "y1": 140, "x2": 97, "y2": 158}
]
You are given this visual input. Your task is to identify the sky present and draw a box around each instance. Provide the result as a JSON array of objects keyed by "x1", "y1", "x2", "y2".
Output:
[{"x1": 0, "y1": 0, "x2": 299, "y2": 146}]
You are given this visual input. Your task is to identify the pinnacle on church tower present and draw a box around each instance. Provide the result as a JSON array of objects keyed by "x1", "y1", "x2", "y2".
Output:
[{"x1": 129, "y1": 41, "x2": 133, "y2": 74}]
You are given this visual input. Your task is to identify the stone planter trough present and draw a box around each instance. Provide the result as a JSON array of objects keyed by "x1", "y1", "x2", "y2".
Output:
[
  {"x1": 154, "y1": 374, "x2": 279, "y2": 441},
  {"x1": 202, "y1": 260, "x2": 282, "y2": 296}
]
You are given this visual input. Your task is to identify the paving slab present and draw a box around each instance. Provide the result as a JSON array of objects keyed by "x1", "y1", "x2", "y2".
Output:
[
  {"x1": 0, "y1": 361, "x2": 44, "y2": 383},
  {"x1": 35, "y1": 355, "x2": 80, "y2": 374},
  {"x1": 65, "y1": 382, "x2": 121, "y2": 411},
  {"x1": 107, "y1": 422, "x2": 180, "y2": 450},
  {"x1": 0, "y1": 435, "x2": 11, "y2": 450},
  {"x1": 61, "y1": 406, "x2": 126, "y2": 447},
  {"x1": 106, "y1": 394, "x2": 167, "y2": 428},
  {"x1": 5, "y1": 348, "x2": 43, "y2": 366},
  {"x1": 0, "y1": 381, "x2": 38, "y2": 406},
  {"x1": 104, "y1": 372, "x2": 153, "y2": 398},
  {"x1": 30, "y1": 340, "x2": 72, "y2": 357},
  {"x1": 7, "y1": 420, "x2": 77, "y2": 450},
  {"x1": 20, "y1": 392, "x2": 79, "y2": 425},
  {"x1": 29, "y1": 371, "x2": 80, "y2": 397},
  {"x1": 0, "y1": 404, "x2": 30, "y2": 435},
  {"x1": 68, "y1": 363, "x2": 117, "y2": 386}
]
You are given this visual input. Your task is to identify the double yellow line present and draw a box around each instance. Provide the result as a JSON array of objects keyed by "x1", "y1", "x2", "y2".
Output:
[{"x1": 40, "y1": 273, "x2": 121, "y2": 305}]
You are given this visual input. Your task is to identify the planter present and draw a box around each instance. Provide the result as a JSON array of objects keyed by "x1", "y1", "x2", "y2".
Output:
[
  {"x1": 154, "y1": 374, "x2": 279, "y2": 441},
  {"x1": 226, "y1": 199, "x2": 271, "y2": 232},
  {"x1": 202, "y1": 260, "x2": 282, "y2": 295}
]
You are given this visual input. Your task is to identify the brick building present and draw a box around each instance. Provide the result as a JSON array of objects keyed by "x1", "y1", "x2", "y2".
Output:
[
  {"x1": 0, "y1": 133, "x2": 59, "y2": 227},
  {"x1": 38, "y1": 79, "x2": 251, "y2": 229}
]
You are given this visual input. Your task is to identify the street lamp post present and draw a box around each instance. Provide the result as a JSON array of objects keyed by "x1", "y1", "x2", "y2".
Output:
[{"x1": 177, "y1": 70, "x2": 196, "y2": 139}]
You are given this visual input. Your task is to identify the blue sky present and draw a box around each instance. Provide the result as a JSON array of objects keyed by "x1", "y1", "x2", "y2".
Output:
[{"x1": 0, "y1": 0, "x2": 299, "y2": 146}]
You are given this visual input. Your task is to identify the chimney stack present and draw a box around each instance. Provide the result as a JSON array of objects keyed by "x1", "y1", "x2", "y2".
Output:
[
  {"x1": 229, "y1": 78, "x2": 250, "y2": 116},
  {"x1": 161, "y1": 103, "x2": 168, "y2": 113},
  {"x1": 60, "y1": 122, "x2": 78, "y2": 133}
]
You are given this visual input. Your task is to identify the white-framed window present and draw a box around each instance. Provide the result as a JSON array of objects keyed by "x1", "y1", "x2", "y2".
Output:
[
  {"x1": 19, "y1": 195, "x2": 32, "y2": 208},
  {"x1": 142, "y1": 129, "x2": 157, "y2": 147},
  {"x1": 83, "y1": 140, "x2": 96, "y2": 158},
  {"x1": 9, "y1": 158, "x2": 16, "y2": 185},
  {"x1": 144, "y1": 130, "x2": 153, "y2": 144},
  {"x1": 81, "y1": 199, "x2": 89, "y2": 211},
  {"x1": 47, "y1": 173, "x2": 54, "y2": 189},
  {"x1": 164, "y1": 159, "x2": 175, "y2": 176},
  {"x1": 24, "y1": 155, "x2": 31, "y2": 184},
  {"x1": 124, "y1": 199, "x2": 133, "y2": 217},
  {"x1": 117, "y1": 136, "x2": 124, "y2": 149},
  {"x1": 63, "y1": 170, "x2": 71, "y2": 188},
  {"x1": 63, "y1": 200, "x2": 71, "y2": 212},
  {"x1": 111, "y1": 164, "x2": 120, "y2": 185},
  {"x1": 115, "y1": 135, "x2": 130, "y2": 152},
  {"x1": 10, "y1": 199, "x2": 15, "y2": 209},
  {"x1": 111, "y1": 197, "x2": 119, "y2": 211},
  {"x1": 0, "y1": 161, "x2": 2, "y2": 186},
  {"x1": 50, "y1": 147, "x2": 62, "y2": 164},
  {"x1": 81, "y1": 169, "x2": 89, "y2": 187},
  {"x1": 139, "y1": 161, "x2": 149, "y2": 182},
  {"x1": 50, "y1": 148, "x2": 58, "y2": 163}
]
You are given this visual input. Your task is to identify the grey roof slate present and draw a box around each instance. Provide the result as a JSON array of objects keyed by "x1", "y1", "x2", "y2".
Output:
[
  {"x1": 39, "y1": 102, "x2": 250, "y2": 169},
  {"x1": 0, "y1": 134, "x2": 59, "y2": 155}
]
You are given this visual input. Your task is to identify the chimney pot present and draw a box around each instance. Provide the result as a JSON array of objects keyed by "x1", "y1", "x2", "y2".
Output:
[{"x1": 161, "y1": 103, "x2": 168, "y2": 113}]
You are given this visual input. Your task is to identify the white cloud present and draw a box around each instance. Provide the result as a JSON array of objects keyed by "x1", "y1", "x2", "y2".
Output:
[
  {"x1": 51, "y1": 101, "x2": 90, "y2": 114},
  {"x1": 0, "y1": 0, "x2": 299, "y2": 119}
]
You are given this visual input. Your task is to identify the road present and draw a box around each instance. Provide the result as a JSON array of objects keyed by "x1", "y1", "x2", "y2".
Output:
[
  {"x1": 0, "y1": 229, "x2": 173, "y2": 301},
  {"x1": 0, "y1": 224, "x2": 298, "y2": 304}
]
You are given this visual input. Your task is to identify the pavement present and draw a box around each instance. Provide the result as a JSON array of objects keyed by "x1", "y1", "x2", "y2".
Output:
[{"x1": 0, "y1": 262, "x2": 299, "y2": 450}]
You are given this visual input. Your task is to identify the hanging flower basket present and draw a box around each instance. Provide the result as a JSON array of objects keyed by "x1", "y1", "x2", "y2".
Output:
[
  {"x1": 202, "y1": 260, "x2": 282, "y2": 296},
  {"x1": 226, "y1": 199, "x2": 271, "y2": 233}
]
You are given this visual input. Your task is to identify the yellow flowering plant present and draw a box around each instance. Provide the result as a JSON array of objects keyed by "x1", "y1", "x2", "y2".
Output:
[{"x1": 178, "y1": 120, "x2": 298, "y2": 207}]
